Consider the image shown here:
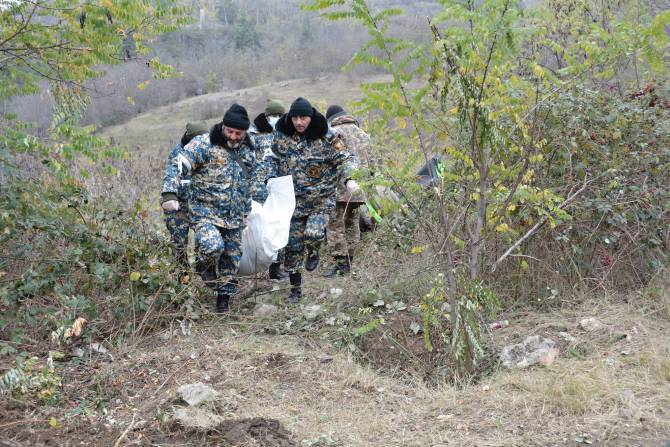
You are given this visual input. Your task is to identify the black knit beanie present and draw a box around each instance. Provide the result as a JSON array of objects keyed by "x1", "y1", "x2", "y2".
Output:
[
  {"x1": 222, "y1": 103, "x2": 250, "y2": 130},
  {"x1": 326, "y1": 105, "x2": 345, "y2": 121},
  {"x1": 288, "y1": 97, "x2": 313, "y2": 117}
]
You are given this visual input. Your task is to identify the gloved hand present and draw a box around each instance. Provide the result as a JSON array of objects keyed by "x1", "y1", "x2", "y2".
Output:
[
  {"x1": 346, "y1": 179, "x2": 360, "y2": 194},
  {"x1": 162, "y1": 200, "x2": 180, "y2": 212}
]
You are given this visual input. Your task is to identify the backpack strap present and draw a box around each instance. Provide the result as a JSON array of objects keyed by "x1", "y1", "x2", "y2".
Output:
[{"x1": 224, "y1": 147, "x2": 249, "y2": 178}]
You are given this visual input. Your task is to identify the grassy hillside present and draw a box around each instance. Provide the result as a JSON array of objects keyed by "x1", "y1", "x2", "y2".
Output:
[{"x1": 97, "y1": 73, "x2": 388, "y2": 210}]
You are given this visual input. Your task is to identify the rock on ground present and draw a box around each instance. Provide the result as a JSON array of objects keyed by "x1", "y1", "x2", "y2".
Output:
[
  {"x1": 500, "y1": 335, "x2": 559, "y2": 369},
  {"x1": 254, "y1": 303, "x2": 280, "y2": 318},
  {"x1": 578, "y1": 317, "x2": 604, "y2": 332},
  {"x1": 177, "y1": 383, "x2": 219, "y2": 406},
  {"x1": 302, "y1": 304, "x2": 324, "y2": 321}
]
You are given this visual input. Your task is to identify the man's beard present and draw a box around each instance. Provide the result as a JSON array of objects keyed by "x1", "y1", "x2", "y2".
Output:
[{"x1": 226, "y1": 140, "x2": 241, "y2": 149}]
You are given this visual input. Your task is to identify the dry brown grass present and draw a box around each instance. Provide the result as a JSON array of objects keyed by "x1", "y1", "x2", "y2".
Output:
[{"x1": 4, "y1": 293, "x2": 666, "y2": 446}]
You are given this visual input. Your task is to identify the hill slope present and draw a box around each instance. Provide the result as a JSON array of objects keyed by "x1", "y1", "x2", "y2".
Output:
[{"x1": 96, "y1": 73, "x2": 388, "y2": 206}]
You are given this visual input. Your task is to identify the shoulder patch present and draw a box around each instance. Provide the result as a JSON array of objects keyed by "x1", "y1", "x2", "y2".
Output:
[{"x1": 332, "y1": 135, "x2": 345, "y2": 152}]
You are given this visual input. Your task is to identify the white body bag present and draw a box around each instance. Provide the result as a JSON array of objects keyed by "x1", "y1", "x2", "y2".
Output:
[{"x1": 238, "y1": 175, "x2": 295, "y2": 276}]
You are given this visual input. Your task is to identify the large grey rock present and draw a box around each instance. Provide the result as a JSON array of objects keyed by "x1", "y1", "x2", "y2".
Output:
[
  {"x1": 178, "y1": 383, "x2": 219, "y2": 406},
  {"x1": 173, "y1": 407, "x2": 224, "y2": 429},
  {"x1": 254, "y1": 303, "x2": 279, "y2": 318},
  {"x1": 578, "y1": 317, "x2": 604, "y2": 332},
  {"x1": 501, "y1": 335, "x2": 558, "y2": 369},
  {"x1": 302, "y1": 304, "x2": 324, "y2": 321}
]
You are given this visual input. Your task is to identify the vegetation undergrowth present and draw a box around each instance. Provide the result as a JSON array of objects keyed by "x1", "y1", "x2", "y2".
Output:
[
  {"x1": 304, "y1": 0, "x2": 670, "y2": 379},
  {"x1": 0, "y1": 0, "x2": 197, "y2": 401}
]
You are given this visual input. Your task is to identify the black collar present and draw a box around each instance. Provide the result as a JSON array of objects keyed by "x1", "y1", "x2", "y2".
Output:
[{"x1": 275, "y1": 108, "x2": 329, "y2": 141}]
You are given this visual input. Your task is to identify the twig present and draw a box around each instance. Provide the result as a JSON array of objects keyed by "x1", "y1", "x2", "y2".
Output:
[
  {"x1": 0, "y1": 418, "x2": 45, "y2": 429},
  {"x1": 113, "y1": 413, "x2": 136, "y2": 447},
  {"x1": 492, "y1": 175, "x2": 593, "y2": 271},
  {"x1": 151, "y1": 359, "x2": 192, "y2": 398}
]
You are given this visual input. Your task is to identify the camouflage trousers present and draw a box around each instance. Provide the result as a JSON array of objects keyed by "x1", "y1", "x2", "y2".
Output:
[
  {"x1": 163, "y1": 207, "x2": 190, "y2": 268},
  {"x1": 285, "y1": 213, "x2": 329, "y2": 273},
  {"x1": 194, "y1": 223, "x2": 242, "y2": 295},
  {"x1": 326, "y1": 201, "x2": 361, "y2": 258}
]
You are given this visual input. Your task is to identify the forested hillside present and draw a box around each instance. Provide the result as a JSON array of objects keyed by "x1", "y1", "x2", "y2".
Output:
[{"x1": 3, "y1": 0, "x2": 439, "y2": 132}]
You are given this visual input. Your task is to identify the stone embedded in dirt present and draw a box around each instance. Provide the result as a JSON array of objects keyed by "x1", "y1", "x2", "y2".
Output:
[
  {"x1": 578, "y1": 317, "x2": 604, "y2": 332},
  {"x1": 558, "y1": 331, "x2": 577, "y2": 343},
  {"x1": 173, "y1": 406, "x2": 224, "y2": 429},
  {"x1": 302, "y1": 304, "x2": 324, "y2": 321},
  {"x1": 254, "y1": 303, "x2": 279, "y2": 318},
  {"x1": 178, "y1": 382, "x2": 220, "y2": 406},
  {"x1": 500, "y1": 335, "x2": 559, "y2": 369}
]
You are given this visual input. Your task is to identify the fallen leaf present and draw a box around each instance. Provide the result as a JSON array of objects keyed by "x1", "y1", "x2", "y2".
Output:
[{"x1": 64, "y1": 317, "x2": 87, "y2": 338}]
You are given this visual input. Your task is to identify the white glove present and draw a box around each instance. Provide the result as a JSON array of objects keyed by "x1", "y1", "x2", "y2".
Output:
[
  {"x1": 162, "y1": 200, "x2": 180, "y2": 212},
  {"x1": 346, "y1": 180, "x2": 360, "y2": 194}
]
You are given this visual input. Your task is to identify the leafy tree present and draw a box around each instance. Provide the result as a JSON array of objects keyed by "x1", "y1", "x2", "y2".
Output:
[
  {"x1": 232, "y1": 13, "x2": 261, "y2": 51},
  {"x1": 0, "y1": 1, "x2": 191, "y2": 349},
  {"x1": 303, "y1": 0, "x2": 670, "y2": 375}
]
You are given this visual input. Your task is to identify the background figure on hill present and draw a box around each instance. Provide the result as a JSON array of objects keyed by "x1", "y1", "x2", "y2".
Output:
[
  {"x1": 249, "y1": 99, "x2": 289, "y2": 280},
  {"x1": 323, "y1": 105, "x2": 370, "y2": 277},
  {"x1": 161, "y1": 104, "x2": 257, "y2": 313},
  {"x1": 270, "y1": 97, "x2": 353, "y2": 303},
  {"x1": 162, "y1": 121, "x2": 208, "y2": 279}
]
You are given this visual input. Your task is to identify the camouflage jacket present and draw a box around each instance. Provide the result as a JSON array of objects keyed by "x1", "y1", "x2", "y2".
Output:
[
  {"x1": 271, "y1": 110, "x2": 352, "y2": 218},
  {"x1": 249, "y1": 113, "x2": 278, "y2": 203},
  {"x1": 330, "y1": 114, "x2": 374, "y2": 203},
  {"x1": 161, "y1": 124, "x2": 257, "y2": 229},
  {"x1": 165, "y1": 141, "x2": 191, "y2": 205}
]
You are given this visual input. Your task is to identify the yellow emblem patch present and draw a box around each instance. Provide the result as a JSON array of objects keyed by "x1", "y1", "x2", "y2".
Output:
[
  {"x1": 307, "y1": 165, "x2": 321, "y2": 177},
  {"x1": 332, "y1": 136, "x2": 345, "y2": 152}
]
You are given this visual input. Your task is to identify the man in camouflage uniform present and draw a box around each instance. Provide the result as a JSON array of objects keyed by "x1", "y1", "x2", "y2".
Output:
[
  {"x1": 249, "y1": 99, "x2": 289, "y2": 280},
  {"x1": 323, "y1": 105, "x2": 371, "y2": 277},
  {"x1": 270, "y1": 97, "x2": 353, "y2": 303},
  {"x1": 163, "y1": 121, "x2": 208, "y2": 277},
  {"x1": 161, "y1": 104, "x2": 257, "y2": 313}
]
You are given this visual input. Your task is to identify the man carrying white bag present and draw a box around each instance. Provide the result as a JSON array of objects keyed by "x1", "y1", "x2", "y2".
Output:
[{"x1": 238, "y1": 175, "x2": 295, "y2": 276}]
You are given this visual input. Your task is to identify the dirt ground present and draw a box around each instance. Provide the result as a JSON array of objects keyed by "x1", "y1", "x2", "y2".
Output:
[{"x1": 1, "y1": 290, "x2": 669, "y2": 447}]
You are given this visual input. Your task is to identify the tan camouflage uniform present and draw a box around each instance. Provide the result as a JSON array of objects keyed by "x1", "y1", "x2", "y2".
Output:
[{"x1": 326, "y1": 114, "x2": 373, "y2": 258}]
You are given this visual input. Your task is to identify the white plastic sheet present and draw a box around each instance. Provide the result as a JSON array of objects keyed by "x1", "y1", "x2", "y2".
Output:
[{"x1": 238, "y1": 175, "x2": 295, "y2": 276}]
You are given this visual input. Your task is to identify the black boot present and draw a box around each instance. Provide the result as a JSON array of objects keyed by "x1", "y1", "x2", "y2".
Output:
[
  {"x1": 305, "y1": 249, "x2": 320, "y2": 272},
  {"x1": 288, "y1": 273, "x2": 302, "y2": 304},
  {"x1": 268, "y1": 262, "x2": 289, "y2": 280},
  {"x1": 322, "y1": 256, "x2": 351, "y2": 278},
  {"x1": 216, "y1": 293, "x2": 230, "y2": 313}
]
